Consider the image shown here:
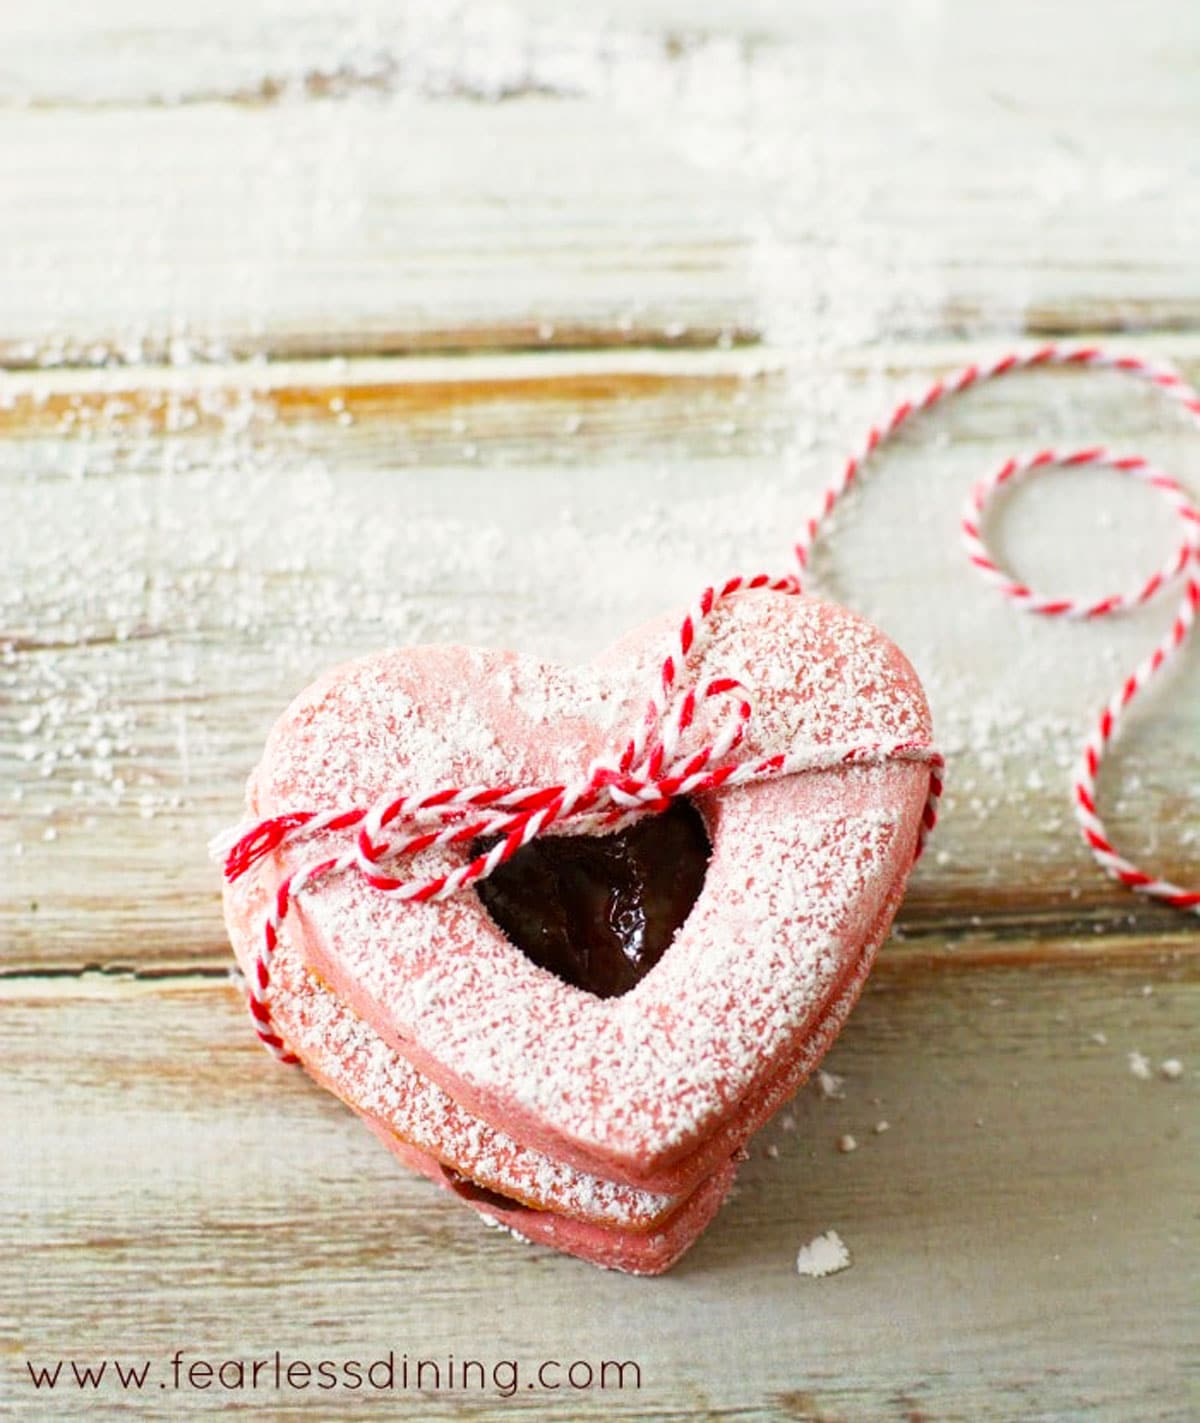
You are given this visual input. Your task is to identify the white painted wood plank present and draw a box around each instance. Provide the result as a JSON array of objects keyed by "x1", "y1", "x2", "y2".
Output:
[
  {"x1": 1, "y1": 2, "x2": 1199, "y2": 364},
  {"x1": 0, "y1": 98, "x2": 756, "y2": 366},
  {"x1": 3, "y1": 963, "x2": 1195, "y2": 1421},
  {"x1": 4, "y1": 0, "x2": 1197, "y2": 114}
]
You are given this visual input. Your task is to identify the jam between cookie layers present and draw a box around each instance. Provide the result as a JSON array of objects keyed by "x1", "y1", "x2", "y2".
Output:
[{"x1": 474, "y1": 799, "x2": 711, "y2": 1000}]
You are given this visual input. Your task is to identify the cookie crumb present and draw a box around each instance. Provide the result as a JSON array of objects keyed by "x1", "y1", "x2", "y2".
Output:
[
  {"x1": 780, "y1": 1113, "x2": 796, "y2": 1132},
  {"x1": 1127, "y1": 1051, "x2": 1152, "y2": 1081},
  {"x1": 1159, "y1": 1059, "x2": 1183, "y2": 1081},
  {"x1": 836, "y1": 1134, "x2": 858, "y2": 1154},
  {"x1": 795, "y1": 1230, "x2": 851, "y2": 1279},
  {"x1": 1090, "y1": 1031, "x2": 1108, "y2": 1046},
  {"x1": 765, "y1": 1143, "x2": 780, "y2": 1159},
  {"x1": 873, "y1": 1120, "x2": 890, "y2": 1134},
  {"x1": 816, "y1": 1070, "x2": 845, "y2": 1101}
]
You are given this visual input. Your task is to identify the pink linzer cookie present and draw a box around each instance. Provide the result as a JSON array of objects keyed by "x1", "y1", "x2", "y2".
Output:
[{"x1": 230, "y1": 592, "x2": 933, "y2": 1212}]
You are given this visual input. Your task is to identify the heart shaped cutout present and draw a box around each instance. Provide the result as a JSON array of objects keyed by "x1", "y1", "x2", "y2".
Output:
[
  {"x1": 474, "y1": 797, "x2": 710, "y2": 999},
  {"x1": 238, "y1": 591, "x2": 932, "y2": 1189}
]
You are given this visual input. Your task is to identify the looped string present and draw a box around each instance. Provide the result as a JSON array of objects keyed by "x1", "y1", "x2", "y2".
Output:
[
  {"x1": 795, "y1": 343, "x2": 1198, "y2": 911},
  {"x1": 224, "y1": 342, "x2": 1199, "y2": 1063}
]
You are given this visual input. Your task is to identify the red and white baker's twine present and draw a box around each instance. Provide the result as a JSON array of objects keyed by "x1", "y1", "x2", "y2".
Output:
[{"x1": 225, "y1": 342, "x2": 1199, "y2": 1061}]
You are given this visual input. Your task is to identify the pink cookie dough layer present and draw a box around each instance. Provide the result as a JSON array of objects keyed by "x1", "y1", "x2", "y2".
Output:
[
  {"x1": 237, "y1": 592, "x2": 932, "y2": 1187},
  {"x1": 226, "y1": 848, "x2": 894, "y2": 1225},
  {"x1": 362, "y1": 1119, "x2": 738, "y2": 1276},
  {"x1": 226, "y1": 874, "x2": 683, "y2": 1232}
]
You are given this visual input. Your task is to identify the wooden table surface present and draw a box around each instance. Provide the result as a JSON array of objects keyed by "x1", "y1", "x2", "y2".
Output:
[{"x1": 3, "y1": 4, "x2": 1197, "y2": 1420}]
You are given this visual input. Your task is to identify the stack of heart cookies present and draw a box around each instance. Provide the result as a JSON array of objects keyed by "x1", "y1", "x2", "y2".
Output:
[{"x1": 221, "y1": 591, "x2": 933, "y2": 1273}]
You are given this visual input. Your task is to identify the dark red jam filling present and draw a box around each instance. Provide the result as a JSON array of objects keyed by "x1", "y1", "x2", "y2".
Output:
[
  {"x1": 440, "y1": 1165, "x2": 524, "y2": 1212},
  {"x1": 474, "y1": 798, "x2": 710, "y2": 999}
]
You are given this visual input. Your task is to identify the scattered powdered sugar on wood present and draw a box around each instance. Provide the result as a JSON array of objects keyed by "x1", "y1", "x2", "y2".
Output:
[{"x1": 795, "y1": 1230, "x2": 851, "y2": 1279}]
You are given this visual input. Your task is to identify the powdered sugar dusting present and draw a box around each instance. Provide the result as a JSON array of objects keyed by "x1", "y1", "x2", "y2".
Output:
[{"x1": 256, "y1": 644, "x2": 624, "y2": 817}]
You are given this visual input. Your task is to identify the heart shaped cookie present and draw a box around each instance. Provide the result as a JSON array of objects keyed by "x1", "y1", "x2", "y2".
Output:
[{"x1": 226, "y1": 591, "x2": 933, "y2": 1234}]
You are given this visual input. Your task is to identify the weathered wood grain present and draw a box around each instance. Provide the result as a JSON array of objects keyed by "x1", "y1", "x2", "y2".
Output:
[
  {"x1": 2, "y1": 0, "x2": 1199, "y2": 366},
  {"x1": 0, "y1": 99, "x2": 755, "y2": 368},
  {"x1": 4, "y1": 0, "x2": 1198, "y2": 109},
  {"x1": 2, "y1": 961, "x2": 1195, "y2": 1422},
  {"x1": 4, "y1": 345, "x2": 1199, "y2": 968}
]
